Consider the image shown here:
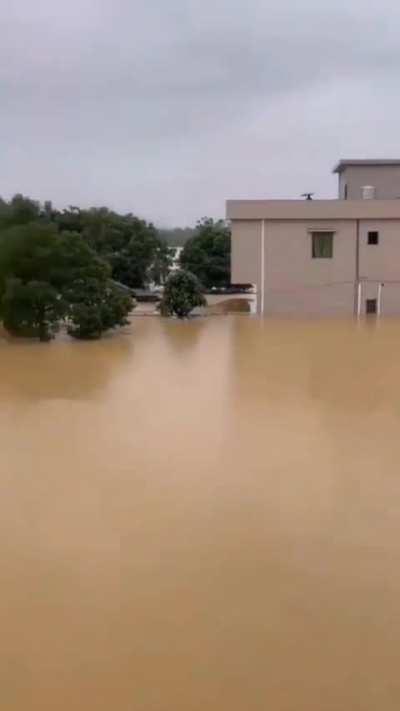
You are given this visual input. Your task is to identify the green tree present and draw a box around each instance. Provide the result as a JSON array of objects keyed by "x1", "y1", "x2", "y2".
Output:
[
  {"x1": 149, "y1": 243, "x2": 172, "y2": 285},
  {"x1": 160, "y1": 270, "x2": 206, "y2": 318},
  {"x1": 0, "y1": 221, "x2": 134, "y2": 341},
  {"x1": 65, "y1": 278, "x2": 133, "y2": 340},
  {"x1": 158, "y1": 227, "x2": 195, "y2": 247},
  {"x1": 180, "y1": 218, "x2": 231, "y2": 289},
  {"x1": 2, "y1": 279, "x2": 64, "y2": 341},
  {"x1": 0, "y1": 223, "x2": 61, "y2": 298},
  {"x1": 53, "y1": 206, "x2": 164, "y2": 289}
]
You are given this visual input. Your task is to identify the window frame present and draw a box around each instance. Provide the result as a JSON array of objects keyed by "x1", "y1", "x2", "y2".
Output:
[{"x1": 310, "y1": 230, "x2": 335, "y2": 259}]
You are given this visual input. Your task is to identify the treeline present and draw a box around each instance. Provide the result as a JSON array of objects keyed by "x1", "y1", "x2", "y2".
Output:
[
  {"x1": 158, "y1": 227, "x2": 195, "y2": 246},
  {"x1": 0, "y1": 195, "x2": 231, "y2": 339}
]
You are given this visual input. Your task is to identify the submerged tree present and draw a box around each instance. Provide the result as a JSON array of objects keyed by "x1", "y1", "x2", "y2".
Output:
[
  {"x1": 180, "y1": 218, "x2": 231, "y2": 289},
  {"x1": 0, "y1": 222, "x2": 134, "y2": 340},
  {"x1": 160, "y1": 270, "x2": 206, "y2": 318},
  {"x1": 65, "y1": 278, "x2": 133, "y2": 339},
  {"x1": 2, "y1": 279, "x2": 64, "y2": 341}
]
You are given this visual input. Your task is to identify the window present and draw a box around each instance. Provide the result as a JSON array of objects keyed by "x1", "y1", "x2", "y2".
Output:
[
  {"x1": 368, "y1": 231, "x2": 379, "y2": 245},
  {"x1": 366, "y1": 299, "x2": 377, "y2": 315},
  {"x1": 311, "y1": 232, "x2": 334, "y2": 259}
]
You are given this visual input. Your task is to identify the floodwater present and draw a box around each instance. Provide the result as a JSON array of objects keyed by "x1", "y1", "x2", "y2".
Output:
[{"x1": 1, "y1": 315, "x2": 400, "y2": 710}]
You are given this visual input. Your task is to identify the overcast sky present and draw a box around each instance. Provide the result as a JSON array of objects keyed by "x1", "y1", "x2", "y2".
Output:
[{"x1": 1, "y1": 0, "x2": 400, "y2": 226}]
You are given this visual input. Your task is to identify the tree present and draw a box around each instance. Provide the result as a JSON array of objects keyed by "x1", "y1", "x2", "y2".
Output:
[
  {"x1": 180, "y1": 218, "x2": 231, "y2": 289},
  {"x1": 2, "y1": 279, "x2": 64, "y2": 341},
  {"x1": 0, "y1": 221, "x2": 134, "y2": 341},
  {"x1": 160, "y1": 270, "x2": 206, "y2": 318},
  {"x1": 149, "y1": 242, "x2": 172, "y2": 285},
  {"x1": 53, "y1": 206, "x2": 164, "y2": 288},
  {"x1": 65, "y1": 278, "x2": 133, "y2": 340},
  {"x1": 0, "y1": 222, "x2": 62, "y2": 301},
  {"x1": 158, "y1": 227, "x2": 195, "y2": 246}
]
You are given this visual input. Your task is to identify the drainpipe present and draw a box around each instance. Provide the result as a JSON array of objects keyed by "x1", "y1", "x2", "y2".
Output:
[
  {"x1": 354, "y1": 219, "x2": 360, "y2": 317},
  {"x1": 260, "y1": 219, "x2": 265, "y2": 315},
  {"x1": 377, "y1": 283, "x2": 384, "y2": 317},
  {"x1": 357, "y1": 282, "x2": 362, "y2": 318}
]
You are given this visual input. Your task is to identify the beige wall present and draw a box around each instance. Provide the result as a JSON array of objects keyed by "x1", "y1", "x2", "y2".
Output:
[
  {"x1": 263, "y1": 220, "x2": 356, "y2": 315},
  {"x1": 339, "y1": 166, "x2": 400, "y2": 200},
  {"x1": 360, "y1": 220, "x2": 400, "y2": 281},
  {"x1": 231, "y1": 220, "x2": 261, "y2": 286},
  {"x1": 229, "y1": 210, "x2": 400, "y2": 316},
  {"x1": 359, "y1": 220, "x2": 400, "y2": 315}
]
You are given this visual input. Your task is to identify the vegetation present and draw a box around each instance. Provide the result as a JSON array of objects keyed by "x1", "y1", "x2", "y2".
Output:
[
  {"x1": 180, "y1": 218, "x2": 231, "y2": 290},
  {"x1": 2, "y1": 279, "x2": 64, "y2": 341},
  {"x1": 65, "y1": 278, "x2": 132, "y2": 339},
  {"x1": 160, "y1": 270, "x2": 206, "y2": 318},
  {"x1": 158, "y1": 227, "x2": 195, "y2": 247},
  {"x1": 0, "y1": 201, "x2": 134, "y2": 340},
  {"x1": 0, "y1": 194, "x2": 232, "y2": 339},
  {"x1": 52, "y1": 206, "x2": 169, "y2": 288}
]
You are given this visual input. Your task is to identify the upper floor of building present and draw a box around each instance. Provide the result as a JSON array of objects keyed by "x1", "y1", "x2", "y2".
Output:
[{"x1": 334, "y1": 160, "x2": 400, "y2": 200}]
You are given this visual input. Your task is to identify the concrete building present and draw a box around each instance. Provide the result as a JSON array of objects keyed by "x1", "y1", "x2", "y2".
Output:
[
  {"x1": 335, "y1": 160, "x2": 400, "y2": 201},
  {"x1": 170, "y1": 246, "x2": 183, "y2": 272},
  {"x1": 227, "y1": 160, "x2": 400, "y2": 316}
]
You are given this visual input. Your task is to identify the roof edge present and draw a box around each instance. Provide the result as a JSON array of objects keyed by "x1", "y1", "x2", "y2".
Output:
[
  {"x1": 333, "y1": 160, "x2": 400, "y2": 174},
  {"x1": 226, "y1": 199, "x2": 400, "y2": 221}
]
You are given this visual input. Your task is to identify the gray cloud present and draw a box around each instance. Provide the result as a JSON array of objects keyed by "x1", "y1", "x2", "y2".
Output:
[{"x1": 1, "y1": 0, "x2": 400, "y2": 224}]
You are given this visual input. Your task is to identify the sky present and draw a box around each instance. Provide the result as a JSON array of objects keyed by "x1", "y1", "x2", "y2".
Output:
[{"x1": 1, "y1": 0, "x2": 400, "y2": 226}]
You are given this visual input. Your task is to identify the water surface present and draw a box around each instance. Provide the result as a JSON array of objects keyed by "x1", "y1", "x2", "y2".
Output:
[{"x1": 1, "y1": 316, "x2": 400, "y2": 710}]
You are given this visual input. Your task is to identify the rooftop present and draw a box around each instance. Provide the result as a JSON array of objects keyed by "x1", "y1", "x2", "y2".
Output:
[{"x1": 333, "y1": 160, "x2": 400, "y2": 174}]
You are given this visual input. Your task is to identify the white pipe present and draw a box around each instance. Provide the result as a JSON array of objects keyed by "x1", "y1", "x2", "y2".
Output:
[
  {"x1": 260, "y1": 219, "x2": 265, "y2": 315},
  {"x1": 377, "y1": 283, "x2": 383, "y2": 317},
  {"x1": 357, "y1": 281, "x2": 362, "y2": 318}
]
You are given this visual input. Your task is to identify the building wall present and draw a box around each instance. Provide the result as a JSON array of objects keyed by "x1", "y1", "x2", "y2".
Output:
[
  {"x1": 230, "y1": 215, "x2": 400, "y2": 316},
  {"x1": 231, "y1": 220, "x2": 261, "y2": 286},
  {"x1": 263, "y1": 220, "x2": 356, "y2": 315},
  {"x1": 359, "y1": 220, "x2": 400, "y2": 315},
  {"x1": 339, "y1": 166, "x2": 400, "y2": 200}
]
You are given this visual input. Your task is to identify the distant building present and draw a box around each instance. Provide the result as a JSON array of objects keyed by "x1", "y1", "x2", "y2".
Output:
[
  {"x1": 170, "y1": 246, "x2": 183, "y2": 272},
  {"x1": 228, "y1": 160, "x2": 400, "y2": 316}
]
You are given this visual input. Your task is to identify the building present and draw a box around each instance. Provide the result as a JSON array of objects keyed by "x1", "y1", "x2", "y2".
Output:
[
  {"x1": 227, "y1": 160, "x2": 400, "y2": 316},
  {"x1": 335, "y1": 160, "x2": 400, "y2": 201},
  {"x1": 170, "y1": 246, "x2": 183, "y2": 272}
]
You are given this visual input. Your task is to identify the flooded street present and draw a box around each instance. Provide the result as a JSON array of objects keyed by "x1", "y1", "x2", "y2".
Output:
[{"x1": 1, "y1": 315, "x2": 400, "y2": 710}]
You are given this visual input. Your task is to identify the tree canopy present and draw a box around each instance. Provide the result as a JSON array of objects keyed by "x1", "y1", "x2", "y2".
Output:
[
  {"x1": 0, "y1": 194, "x2": 231, "y2": 339},
  {"x1": 0, "y1": 198, "x2": 134, "y2": 340},
  {"x1": 179, "y1": 218, "x2": 231, "y2": 290},
  {"x1": 160, "y1": 270, "x2": 206, "y2": 318},
  {"x1": 51, "y1": 206, "x2": 168, "y2": 288}
]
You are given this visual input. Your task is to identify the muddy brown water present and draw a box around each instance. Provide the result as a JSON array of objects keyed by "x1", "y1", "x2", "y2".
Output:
[{"x1": 1, "y1": 315, "x2": 400, "y2": 710}]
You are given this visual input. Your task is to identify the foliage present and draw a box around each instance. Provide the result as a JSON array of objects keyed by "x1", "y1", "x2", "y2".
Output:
[
  {"x1": 2, "y1": 279, "x2": 64, "y2": 341},
  {"x1": 160, "y1": 269, "x2": 206, "y2": 318},
  {"x1": 148, "y1": 242, "x2": 173, "y2": 285},
  {"x1": 52, "y1": 206, "x2": 165, "y2": 288},
  {"x1": 0, "y1": 195, "x2": 229, "y2": 339},
  {"x1": 0, "y1": 194, "x2": 41, "y2": 229},
  {"x1": 65, "y1": 278, "x2": 133, "y2": 340},
  {"x1": 0, "y1": 216, "x2": 134, "y2": 341},
  {"x1": 180, "y1": 218, "x2": 231, "y2": 289},
  {"x1": 158, "y1": 227, "x2": 195, "y2": 246}
]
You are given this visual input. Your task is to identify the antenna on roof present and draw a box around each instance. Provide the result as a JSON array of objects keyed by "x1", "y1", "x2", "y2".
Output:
[{"x1": 301, "y1": 192, "x2": 314, "y2": 201}]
